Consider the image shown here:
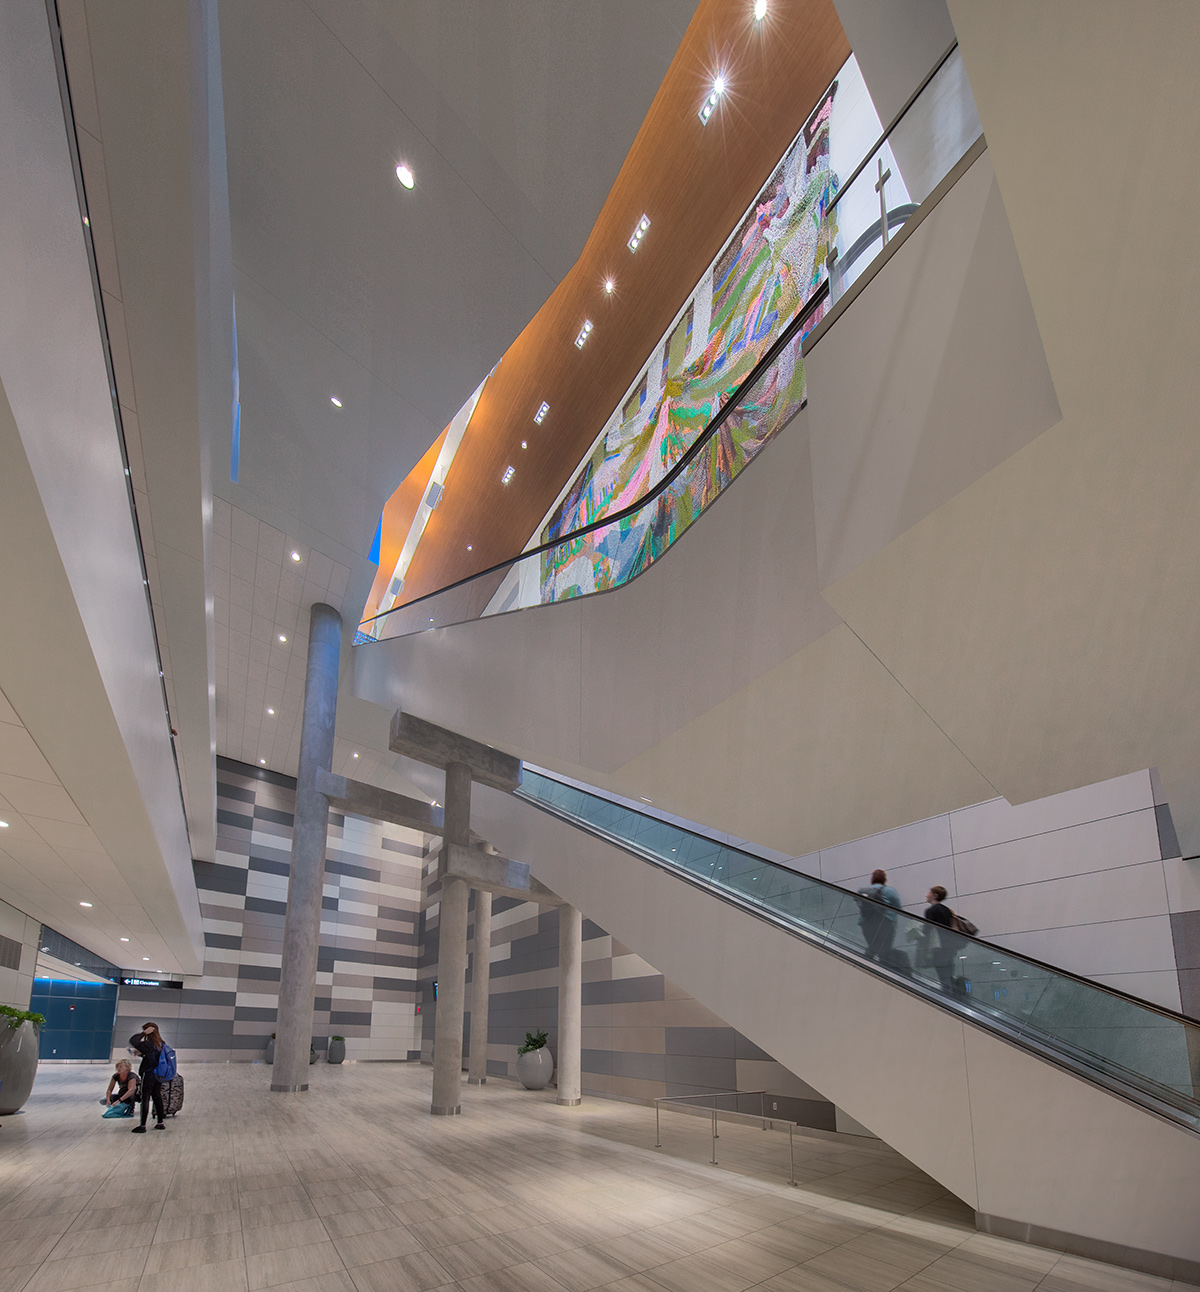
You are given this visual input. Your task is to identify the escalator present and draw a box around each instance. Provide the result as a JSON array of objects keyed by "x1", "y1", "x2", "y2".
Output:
[{"x1": 464, "y1": 766, "x2": 1200, "y2": 1279}]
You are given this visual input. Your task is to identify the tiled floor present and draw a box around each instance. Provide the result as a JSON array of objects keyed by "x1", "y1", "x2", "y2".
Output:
[{"x1": 0, "y1": 1063, "x2": 1193, "y2": 1292}]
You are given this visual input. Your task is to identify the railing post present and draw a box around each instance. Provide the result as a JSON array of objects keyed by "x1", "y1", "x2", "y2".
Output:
[
  {"x1": 788, "y1": 1123, "x2": 796, "y2": 1186},
  {"x1": 711, "y1": 1106, "x2": 718, "y2": 1164},
  {"x1": 655, "y1": 1099, "x2": 661, "y2": 1148}
]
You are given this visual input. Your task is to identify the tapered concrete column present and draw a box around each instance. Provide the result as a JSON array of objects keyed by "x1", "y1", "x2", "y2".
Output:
[
  {"x1": 272, "y1": 603, "x2": 341, "y2": 1093},
  {"x1": 467, "y1": 889, "x2": 492, "y2": 1085},
  {"x1": 557, "y1": 903, "x2": 582, "y2": 1105},
  {"x1": 431, "y1": 761, "x2": 471, "y2": 1114}
]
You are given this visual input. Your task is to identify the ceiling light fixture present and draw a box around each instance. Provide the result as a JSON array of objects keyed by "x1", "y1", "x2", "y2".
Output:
[
  {"x1": 754, "y1": 0, "x2": 767, "y2": 17},
  {"x1": 278, "y1": 634, "x2": 287, "y2": 643},
  {"x1": 330, "y1": 396, "x2": 343, "y2": 408},
  {"x1": 534, "y1": 402, "x2": 549, "y2": 424},
  {"x1": 352, "y1": 752, "x2": 359, "y2": 759},
  {"x1": 120, "y1": 937, "x2": 129, "y2": 942},
  {"x1": 574, "y1": 319, "x2": 594, "y2": 349},
  {"x1": 627, "y1": 214, "x2": 651, "y2": 252},
  {"x1": 396, "y1": 164, "x2": 414, "y2": 189},
  {"x1": 605, "y1": 278, "x2": 615, "y2": 294},
  {"x1": 83, "y1": 215, "x2": 90, "y2": 227},
  {"x1": 267, "y1": 707, "x2": 275, "y2": 715},
  {"x1": 259, "y1": 758, "x2": 266, "y2": 765},
  {"x1": 467, "y1": 544, "x2": 473, "y2": 551},
  {"x1": 520, "y1": 440, "x2": 527, "y2": 449},
  {"x1": 291, "y1": 551, "x2": 301, "y2": 562},
  {"x1": 79, "y1": 901, "x2": 93, "y2": 908},
  {"x1": 699, "y1": 77, "x2": 726, "y2": 125},
  {"x1": 0, "y1": 821, "x2": 8, "y2": 828},
  {"x1": 143, "y1": 957, "x2": 150, "y2": 961},
  {"x1": 502, "y1": 465, "x2": 515, "y2": 484}
]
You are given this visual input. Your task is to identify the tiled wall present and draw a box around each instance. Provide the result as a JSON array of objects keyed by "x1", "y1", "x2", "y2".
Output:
[
  {"x1": 783, "y1": 769, "x2": 1196, "y2": 1013},
  {"x1": 113, "y1": 757, "x2": 424, "y2": 1061},
  {"x1": 0, "y1": 894, "x2": 39, "y2": 1010}
]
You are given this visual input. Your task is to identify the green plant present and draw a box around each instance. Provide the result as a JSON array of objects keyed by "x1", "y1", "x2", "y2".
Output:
[
  {"x1": 330, "y1": 1035, "x2": 345, "y2": 1042},
  {"x1": 518, "y1": 1029, "x2": 548, "y2": 1054},
  {"x1": 0, "y1": 1006, "x2": 44, "y2": 1030}
]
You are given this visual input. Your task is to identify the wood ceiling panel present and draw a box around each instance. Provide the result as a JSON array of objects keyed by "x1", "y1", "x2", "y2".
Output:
[{"x1": 386, "y1": 0, "x2": 849, "y2": 616}]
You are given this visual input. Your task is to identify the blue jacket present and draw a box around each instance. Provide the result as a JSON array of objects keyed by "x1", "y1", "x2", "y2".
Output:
[{"x1": 858, "y1": 883, "x2": 902, "y2": 921}]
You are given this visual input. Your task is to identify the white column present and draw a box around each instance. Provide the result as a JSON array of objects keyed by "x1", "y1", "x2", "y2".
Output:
[
  {"x1": 557, "y1": 903, "x2": 582, "y2": 1106},
  {"x1": 431, "y1": 761, "x2": 471, "y2": 1115},
  {"x1": 468, "y1": 888, "x2": 492, "y2": 1084}
]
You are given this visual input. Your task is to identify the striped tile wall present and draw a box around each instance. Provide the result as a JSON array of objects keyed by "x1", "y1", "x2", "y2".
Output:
[{"x1": 112, "y1": 757, "x2": 425, "y2": 1062}]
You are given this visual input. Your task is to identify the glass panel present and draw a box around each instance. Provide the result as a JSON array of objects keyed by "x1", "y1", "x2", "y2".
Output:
[{"x1": 517, "y1": 769, "x2": 1200, "y2": 1127}]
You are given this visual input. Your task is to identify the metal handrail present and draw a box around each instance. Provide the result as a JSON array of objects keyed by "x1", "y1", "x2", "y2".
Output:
[
  {"x1": 360, "y1": 40, "x2": 972, "y2": 638},
  {"x1": 654, "y1": 1089, "x2": 800, "y2": 1185}
]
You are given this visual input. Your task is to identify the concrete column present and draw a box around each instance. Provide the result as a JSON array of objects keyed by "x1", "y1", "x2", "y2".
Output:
[
  {"x1": 272, "y1": 603, "x2": 341, "y2": 1093},
  {"x1": 468, "y1": 889, "x2": 492, "y2": 1084},
  {"x1": 431, "y1": 761, "x2": 471, "y2": 1114},
  {"x1": 557, "y1": 903, "x2": 582, "y2": 1106}
]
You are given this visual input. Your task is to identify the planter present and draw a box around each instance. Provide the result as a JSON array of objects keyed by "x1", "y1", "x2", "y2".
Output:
[
  {"x1": 327, "y1": 1038, "x2": 345, "y2": 1064},
  {"x1": 516, "y1": 1046, "x2": 554, "y2": 1091},
  {"x1": 264, "y1": 1037, "x2": 275, "y2": 1064},
  {"x1": 309, "y1": 1047, "x2": 318, "y2": 1065},
  {"x1": 0, "y1": 1021, "x2": 40, "y2": 1115}
]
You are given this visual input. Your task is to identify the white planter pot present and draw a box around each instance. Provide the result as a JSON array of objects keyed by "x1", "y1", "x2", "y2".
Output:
[
  {"x1": 516, "y1": 1046, "x2": 554, "y2": 1090},
  {"x1": 0, "y1": 1021, "x2": 40, "y2": 1115}
]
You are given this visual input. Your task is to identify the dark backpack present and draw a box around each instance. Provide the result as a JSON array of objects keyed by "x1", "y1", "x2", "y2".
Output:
[{"x1": 153, "y1": 1044, "x2": 177, "y2": 1082}]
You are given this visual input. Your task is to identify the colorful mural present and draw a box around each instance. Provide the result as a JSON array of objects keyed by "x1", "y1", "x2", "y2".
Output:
[{"x1": 539, "y1": 84, "x2": 839, "y2": 602}]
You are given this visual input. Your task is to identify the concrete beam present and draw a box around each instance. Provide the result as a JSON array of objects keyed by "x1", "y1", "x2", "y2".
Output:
[
  {"x1": 316, "y1": 769, "x2": 444, "y2": 833},
  {"x1": 442, "y1": 842, "x2": 562, "y2": 906},
  {"x1": 389, "y1": 710, "x2": 522, "y2": 792}
]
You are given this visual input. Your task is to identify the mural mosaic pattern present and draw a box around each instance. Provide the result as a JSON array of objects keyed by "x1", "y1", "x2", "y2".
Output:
[{"x1": 540, "y1": 84, "x2": 838, "y2": 602}]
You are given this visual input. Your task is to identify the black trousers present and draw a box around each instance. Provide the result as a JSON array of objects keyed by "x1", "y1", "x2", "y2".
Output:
[{"x1": 139, "y1": 1074, "x2": 165, "y2": 1125}]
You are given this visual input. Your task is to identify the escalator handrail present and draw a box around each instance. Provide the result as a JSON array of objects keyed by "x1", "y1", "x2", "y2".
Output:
[
  {"x1": 516, "y1": 768, "x2": 1200, "y2": 1030},
  {"x1": 358, "y1": 277, "x2": 830, "y2": 631},
  {"x1": 515, "y1": 770, "x2": 1200, "y2": 1127}
]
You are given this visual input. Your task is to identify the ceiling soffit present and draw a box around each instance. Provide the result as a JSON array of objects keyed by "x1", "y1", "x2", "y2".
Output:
[{"x1": 389, "y1": 0, "x2": 850, "y2": 614}]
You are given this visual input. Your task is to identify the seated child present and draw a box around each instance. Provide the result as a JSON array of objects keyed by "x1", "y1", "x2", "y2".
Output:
[{"x1": 101, "y1": 1059, "x2": 139, "y2": 1117}]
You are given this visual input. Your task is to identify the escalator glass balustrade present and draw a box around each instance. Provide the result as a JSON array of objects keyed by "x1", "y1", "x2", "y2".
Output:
[{"x1": 515, "y1": 768, "x2": 1200, "y2": 1132}]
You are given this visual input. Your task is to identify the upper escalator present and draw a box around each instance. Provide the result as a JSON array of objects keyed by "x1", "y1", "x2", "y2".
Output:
[{"x1": 515, "y1": 767, "x2": 1200, "y2": 1135}]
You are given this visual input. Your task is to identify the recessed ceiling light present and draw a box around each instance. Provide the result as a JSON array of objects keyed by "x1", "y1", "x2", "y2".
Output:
[
  {"x1": 574, "y1": 319, "x2": 594, "y2": 349},
  {"x1": 467, "y1": 544, "x2": 473, "y2": 551},
  {"x1": 640, "y1": 796, "x2": 653, "y2": 803},
  {"x1": 120, "y1": 937, "x2": 129, "y2": 942},
  {"x1": 534, "y1": 401, "x2": 549, "y2": 425},
  {"x1": 396, "y1": 164, "x2": 414, "y2": 189},
  {"x1": 267, "y1": 708, "x2": 275, "y2": 716},
  {"x1": 291, "y1": 551, "x2": 301, "y2": 562},
  {"x1": 628, "y1": 214, "x2": 651, "y2": 252},
  {"x1": 83, "y1": 215, "x2": 90, "y2": 227},
  {"x1": 521, "y1": 441, "x2": 527, "y2": 450},
  {"x1": 352, "y1": 752, "x2": 359, "y2": 759},
  {"x1": 699, "y1": 78, "x2": 726, "y2": 125},
  {"x1": 259, "y1": 759, "x2": 266, "y2": 765},
  {"x1": 143, "y1": 957, "x2": 150, "y2": 961},
  {"x1": 330, "y1": 396, "x2": 342, "y2": 408},
  {"x1": 754, "y1": 0, "x2": 767, "y2": 18},
  {"x1": 0, "y1": 820, "x2": 8, "y2": 828},
  {"x1": 605, "y1": 278, "x2": 615, "y2": 294},
  {"x1": 278, "y1": 634, "x2": 287, "y2": 643},
  {"x1": 502, "y1": 465, "x2": 515, "y2": 484},
  {"x1": 79, "y1": 901, "x2": 93, "y2": 908}
]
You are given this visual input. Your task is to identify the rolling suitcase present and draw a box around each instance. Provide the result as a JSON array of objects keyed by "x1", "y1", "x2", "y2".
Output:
[{"x1": 160, "y1": 1073, "x2": 184, "y2": 1117}]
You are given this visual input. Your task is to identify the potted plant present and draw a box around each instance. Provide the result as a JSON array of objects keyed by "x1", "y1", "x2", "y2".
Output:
[
  {"x1": 516, "y1": 1029, "x2": 553, "y2": 1090},
  {"x1": 327, "y1": 1035, "x2": 346, "y2": 1064},
  {"x1": 0, "y1": 1006, "x2": 45, "y2": 1115}
]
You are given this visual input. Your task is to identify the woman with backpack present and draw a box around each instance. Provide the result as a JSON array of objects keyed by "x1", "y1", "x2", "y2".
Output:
[{"x1": 128, "y1": 1022, "x2": 174, "y2": 1132}]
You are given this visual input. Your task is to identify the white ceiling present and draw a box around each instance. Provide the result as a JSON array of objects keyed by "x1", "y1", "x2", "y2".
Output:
[{"x1": 217, "y1": 0, "x2": 701, "y2": 571}]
